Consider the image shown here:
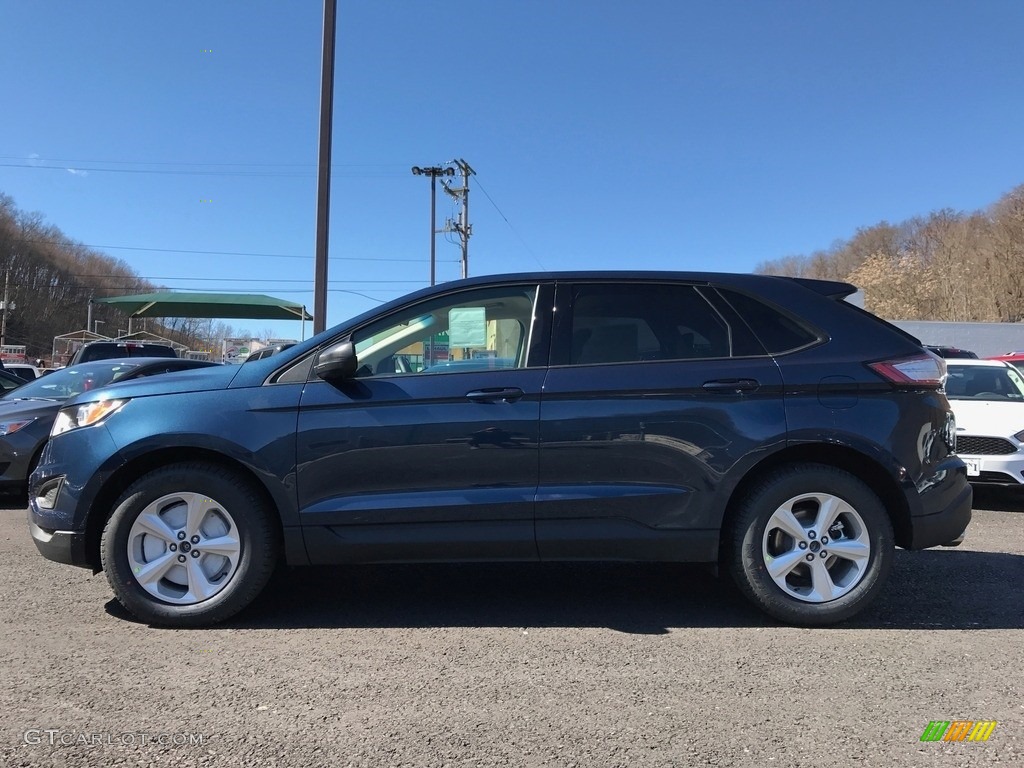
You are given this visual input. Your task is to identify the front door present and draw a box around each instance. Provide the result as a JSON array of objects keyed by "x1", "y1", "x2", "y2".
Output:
[{"x1": 297, "y1": 282, "x2": 553, "y2": 564}]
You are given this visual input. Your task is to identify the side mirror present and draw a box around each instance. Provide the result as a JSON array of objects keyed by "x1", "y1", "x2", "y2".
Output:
[{"x1": 314, "y1": 340, "x2": 358, "y2": 381}]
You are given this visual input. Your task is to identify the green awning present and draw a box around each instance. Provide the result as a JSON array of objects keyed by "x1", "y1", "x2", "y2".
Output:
[{"x1": 94, "y1": 292, "x2": 313, "y2": 321}]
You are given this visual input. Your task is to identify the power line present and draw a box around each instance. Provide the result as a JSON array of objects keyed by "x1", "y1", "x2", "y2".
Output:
[
  {"x1": 30, "y1": 275, "x2": 421, "y2": 285},
  {"x1": 0, "y1": 162, "x2": 311, "y2": 178},
  {"x1": 0, "y1": 155, "x2": 407, "y2": 169},
  {"x1": 1, "y1": 161, "x2": 411, "y2": 178},
  {"x1": 474, "y1": 176, "x2": 547, "y2": 270},
  {"x1": 9, "y1": 285, "x2": 410, "y2": 295},
  {"x1": 18, "y1": 238, "x2": 458, "y2": 263},
  {"x1": 0, "y1": 155, "x2": 310, "y2": 166}
]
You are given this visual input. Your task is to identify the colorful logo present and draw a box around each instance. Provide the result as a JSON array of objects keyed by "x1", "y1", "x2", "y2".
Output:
[{"x1": 920, "y1": 721, "x2": 997, "y2": 742}]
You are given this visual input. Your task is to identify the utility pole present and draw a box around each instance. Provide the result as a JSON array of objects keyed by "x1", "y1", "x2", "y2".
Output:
[
  {"x1": 442, "y1": 159, "x2": 475, "y2": 279},
  {"x1": 313, "y1": 0, "x2": 337, "y2": 335},
  {"x1": 0, "y1": 265, "x2": 9, "y2": 347},
  {"x1": 411, "y1": 165, "x2": 455, "y2": 285}
]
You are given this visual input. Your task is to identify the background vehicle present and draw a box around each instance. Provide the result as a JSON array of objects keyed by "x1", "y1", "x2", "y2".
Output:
[
  {"x1": 1, "y1": 357, "x2": 217, "y2": 493},
  {"x1": 0, "y1": 369, "x2": 28, "y2": 393},
  {"x1": 4, "y1": 363, "x2": 43, "y2": 380},
  {"x1": 29, "y1": 272, "x2": 971, "y2": 628},
  {"x1": 924, "y1": 344, "x2": 978, "y2": 359},
  {"x1": 944, "y1": 358, "x2": 1024, "y2": 485},
  {"x1": 986, "y1": 351, "x2": 1024, "y2": 373},
  {"x1": 243, "y1": 342, "x2": 295, "y2": 363},
  {"x1": 68, "y1": 341, "x2": 177, "y2": 365}
]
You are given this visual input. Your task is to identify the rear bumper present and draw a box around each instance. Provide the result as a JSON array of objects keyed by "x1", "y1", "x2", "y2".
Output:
[{"x1": 908, "y1": 465, "x2": 973, "y2": 549}]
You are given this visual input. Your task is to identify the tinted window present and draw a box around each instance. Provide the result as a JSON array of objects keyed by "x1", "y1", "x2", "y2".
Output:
[
  {"x1": 565, "y1": 283, "x2": 732, "y2": 365},
  {"x1": 717, "y1": 288, "x2": 821, "y2": 354},
  {"x1": 0, "y1": 371, "x2": 23, "y2": 391},
  {"x1": 73, "y1": 343, "x2": 177, "y2": 363},
  {"x1": 351, "y1": 284, "x2": 540, "y2": 377}
]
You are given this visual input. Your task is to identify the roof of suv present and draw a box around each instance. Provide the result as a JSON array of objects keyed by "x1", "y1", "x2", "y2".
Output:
[
  {"x1": 69, "y1": 341, "x2": 178, "y2": 365},
  {"x1": 944, "y1": 358, "x2": 1012, "y2": 367}
]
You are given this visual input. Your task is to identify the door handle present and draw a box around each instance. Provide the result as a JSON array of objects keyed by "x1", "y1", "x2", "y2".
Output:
[
  {"x1": 701, "y1": 378, "x2": 760, "y2": 394},
  {"x1": 466, "y1": 387, "x2": 525, "y2": 403}
]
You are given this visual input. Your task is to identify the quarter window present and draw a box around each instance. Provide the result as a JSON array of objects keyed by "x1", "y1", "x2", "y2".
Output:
[{"x1": 717, "y1": 288, "x2": 821, "y2": 354}]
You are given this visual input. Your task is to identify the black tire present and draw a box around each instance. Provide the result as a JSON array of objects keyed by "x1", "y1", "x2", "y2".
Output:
[
  {"x1": 727, "y1": 463, "x2": 894, "y2": 626},
  {"x1": 101, "y1": 463, "x2": 279, "y2": 627}
]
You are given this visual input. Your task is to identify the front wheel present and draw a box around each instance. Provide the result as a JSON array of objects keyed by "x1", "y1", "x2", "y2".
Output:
[
  {"x1": 101, "y1": 463, "x2": 279, "y2": 627},
  {"x1": 728, "y1": 463, "x2": 894, "y2": 626}
]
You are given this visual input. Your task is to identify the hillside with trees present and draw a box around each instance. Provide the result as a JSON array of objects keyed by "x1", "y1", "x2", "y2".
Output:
[
  {"x1": 4, "y1": 184, "x2": 1024, "y2": 362},
  {"x1": 0, "y1": 193, "x2": 253, "y2": 362},
  {"x1": 756, "y1": 184, "x2": 1024, "y2": 322}
]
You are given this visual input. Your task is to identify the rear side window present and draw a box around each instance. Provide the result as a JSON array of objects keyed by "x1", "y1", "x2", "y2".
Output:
[
  {"x1": 717, "y1": 288, "x2": 822, "y2": 355},
  {"x1": 564, "y1": 283, "x2": 733, "y2": 364},
  {"x1": 76, "y1": 343, "x2": 177, "y2": 362}
]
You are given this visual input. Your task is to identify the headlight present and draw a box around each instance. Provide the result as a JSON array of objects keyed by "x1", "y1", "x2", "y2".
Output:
[
  {"x1": 51, "y1": 399, "x2": 128, "y2": 437},
  {"x1": 0, "y1": 419, "x2": 35, "y2": 436},
  {"x1": 1015, "y1": 429, "x2": 1024, "y2": 443}
]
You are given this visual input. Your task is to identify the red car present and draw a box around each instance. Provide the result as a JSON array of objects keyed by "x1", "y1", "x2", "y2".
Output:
[{"x1": 987, "y1": 351, "x2": 1024, "y2": 366}]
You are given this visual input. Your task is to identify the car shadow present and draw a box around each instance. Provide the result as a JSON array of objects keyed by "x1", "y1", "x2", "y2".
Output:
[
  {"x1": 111, "y1": 547, "x2": 1024, "y2": 633},
  {"x1": 972, "y1": 485, "x2": 1024, "y2": 513},
  {"x1": 0, "y1": 493, "x2": 28, "y2": 510}
]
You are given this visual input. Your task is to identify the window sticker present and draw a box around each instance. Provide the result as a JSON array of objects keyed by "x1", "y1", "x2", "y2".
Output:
[{"x1": 448, "y1": 307, "x2": 487, "y2": 348}]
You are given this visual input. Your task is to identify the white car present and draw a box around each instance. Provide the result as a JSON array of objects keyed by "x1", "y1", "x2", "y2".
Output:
[
  {"x1": 945, "y1": 359, "x2": 1024, "y2": 484},
  {"x1": 3, "y1": 363, "x2": 42, "y2": 381}
]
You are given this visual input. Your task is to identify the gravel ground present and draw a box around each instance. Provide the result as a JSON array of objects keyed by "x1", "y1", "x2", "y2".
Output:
[{"x1": 1, "y1": 489, "x2": 1021, "y2": 767}]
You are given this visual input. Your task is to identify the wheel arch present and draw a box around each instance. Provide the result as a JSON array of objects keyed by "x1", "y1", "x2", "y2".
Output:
[
  {"x1": 83, "y1": 447, "x2": 285, "y2": 572},
  {"x1": 722, "y1": 443, "x2": 912, "y2": 551}
]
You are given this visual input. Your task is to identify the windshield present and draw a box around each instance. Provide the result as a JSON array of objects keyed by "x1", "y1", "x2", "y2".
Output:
[
  {"x1": 0, "y1": 362, "x2": 142, "y2": 401},
  {"x1": 944, "y1": 365, "x2": 1024, "y2": 401}
]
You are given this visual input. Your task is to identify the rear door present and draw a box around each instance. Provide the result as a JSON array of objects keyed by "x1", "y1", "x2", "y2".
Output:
[{"x1": 536, "y1": 280, "x2": 787, "y2": 561}]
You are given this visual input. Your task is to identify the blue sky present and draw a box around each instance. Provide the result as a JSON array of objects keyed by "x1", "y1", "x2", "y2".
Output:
[{"x1": 2, "y1": 1, "x2": 1023, "y2": 340}]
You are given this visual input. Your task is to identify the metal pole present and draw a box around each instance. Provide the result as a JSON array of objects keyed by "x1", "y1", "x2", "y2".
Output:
[
  {"x1": 0, "y1": 265, "x2": 8, "y2": 347},
  {"x1": 412, "y1": 166, "x2": 454, "y2": 287},
  {"x1": 430, "y1": 172, "x2": 437, "y2": 286},
  {"x1": 461, "y1": 161, "x2": 473, "y2": 278},
  {"x1": 313, "y1": 0, "x2": 337, "y2": 335}
]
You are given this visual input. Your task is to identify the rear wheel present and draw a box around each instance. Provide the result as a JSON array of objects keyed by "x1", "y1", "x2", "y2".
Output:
[
  {"x1": 728, "y1": 463, "x2": 894, "y2": 625},
  {"x1": 101, "y1": 463, "x2": 278, "y2": 627}
]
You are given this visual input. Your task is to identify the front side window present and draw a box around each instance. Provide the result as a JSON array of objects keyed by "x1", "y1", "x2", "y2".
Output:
[
  {"x1": 565, "y1": 283, "x2": 732, "y2": 365},
  {"x1": 350, "y1": 284, "x2": 540, "y2": 378}
]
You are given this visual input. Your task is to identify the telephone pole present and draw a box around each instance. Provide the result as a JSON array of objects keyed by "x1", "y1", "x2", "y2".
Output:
[
  {"x1": 312, "y1": 0, "x2": 337, "y2": 334},
  {"x1": 411, "y1": 165, "x2": 455, "y2": 285},
  {"x1": 0, "y1": 265, "x2": 9, "y2": 347},
  {"x1": 442, "y1": 159, "x2": 476, "y2": 279}
]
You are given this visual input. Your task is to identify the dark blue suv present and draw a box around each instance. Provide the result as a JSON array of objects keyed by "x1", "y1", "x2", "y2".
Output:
[{"x1": 28, "y1": 272, "x2": 971, "y2": 627}]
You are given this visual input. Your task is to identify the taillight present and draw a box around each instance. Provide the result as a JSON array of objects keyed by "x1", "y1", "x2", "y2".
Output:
[{"x1": 868, "y1": 352, "x2": 946, "y2": 388}]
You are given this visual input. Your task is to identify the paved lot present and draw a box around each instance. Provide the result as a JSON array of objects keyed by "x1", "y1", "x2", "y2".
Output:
[{"x1": 1, "y1": 490, "x2": 1021, "y2": 767}]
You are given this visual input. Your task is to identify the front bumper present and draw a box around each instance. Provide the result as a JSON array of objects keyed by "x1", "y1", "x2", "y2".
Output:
[
  {"x1": 28, "y1": 517, "x2": 90, "y2": 568},
  {"x1": 957, "y1": 450, "x2": 1024, "y2": 485},
  {"x1": 28, "y1": 423, "x2": 125, "y2": 570}
]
